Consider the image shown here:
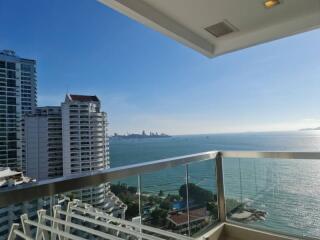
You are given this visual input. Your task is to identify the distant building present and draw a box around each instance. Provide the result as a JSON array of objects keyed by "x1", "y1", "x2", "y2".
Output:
[
  {"x1": 0, "y1": 50, "x2": 38, "y2": 239},
  {"x1": 23, "y1": 94, "x2": 125, "y2": 217},
  {"x1": 61, "y1": 94, "x2": 109, "y2": 176},
  {"x1": 0, "y1": 50, "x2": 37, "y2": 170},
  {"x1": 61, "y1": 94, "x2": 108, "y2": 207},
  {"x1": 167, "y1": 208, "x2": 209, "y2": 235},
  {"x1": 24, "y1": 107, "x2": 63, "y2": 180}
]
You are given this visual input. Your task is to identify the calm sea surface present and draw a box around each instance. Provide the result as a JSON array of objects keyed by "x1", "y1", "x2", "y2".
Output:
[{"x1": 110, "y1": 131, "x2": 320, "y2": 238}]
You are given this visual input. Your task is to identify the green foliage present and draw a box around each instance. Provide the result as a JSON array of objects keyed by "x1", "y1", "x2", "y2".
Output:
[
  {"x1": 159, "y1": 198, "x2": 171, "y2": 210},
  {"x1": 128, "y1": 186, "x2": 137, "y2": 194},
  {"x1": 179, "y1": 183, "x2": 216, "y2": 205},
  {"x1": 150, "y1": 208, "x2": 168, "y2": 226},
  {"x1": 111, "y1": 183, "x2": 139, "y2": 219},
  {"x1": 126, "y1": 202, "x2": 139, "y2": 218},
  {"x1": 167, "y1": 194, "x2": 181, "y2": 202},
  {"x1": 206, "y1": 201, "x2": 218, "y2": 216},
  {"x1": 110, "y1": 182, "x2": 130, "y2": 195}
]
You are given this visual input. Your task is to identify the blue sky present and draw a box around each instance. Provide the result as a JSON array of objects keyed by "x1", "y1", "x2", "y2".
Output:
[{"x1": 1, "y1": 0, "x2": 320, "y2": 135}]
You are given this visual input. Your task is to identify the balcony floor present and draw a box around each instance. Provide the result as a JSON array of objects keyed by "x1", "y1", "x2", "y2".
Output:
[{"x1": 199, "y1": 223, "x2": 298, "y2": 240}]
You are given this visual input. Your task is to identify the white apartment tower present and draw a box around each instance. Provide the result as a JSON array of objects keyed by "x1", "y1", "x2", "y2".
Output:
[
  {"x1": 23, "y1": 95, "x2": 125, "y2": 217},
  {"x1": 24, "y1": 107, "x2": 63, "y2": 180},
  {"x1": 0, "y1": 50, "x2": 37, "y2": 170},
  {"x1": 61, "y1": 94, "x2": 110, "y2": 208}
]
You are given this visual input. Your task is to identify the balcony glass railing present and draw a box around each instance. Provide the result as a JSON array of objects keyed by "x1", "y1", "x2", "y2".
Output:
[
  {"x1": 1, "y1": 151, "x2": 320, "y2": 239},
  {"x1": 224, "y1": 156, "x2": 320, "y2": 239}
]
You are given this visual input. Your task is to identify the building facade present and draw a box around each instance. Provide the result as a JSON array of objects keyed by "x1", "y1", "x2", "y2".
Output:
[
  {"x1": 0, "y1": 50, "x2": 38, "y2": 238},
  {"x1": 61, "y1": 94, "x2": 110, "y2": 208},
  {"x1": 0, "y1": 50, "x2": 37, "y2": 171},
  {"x1": 23, "y1": 95, "x2": 126, "y2": 219},
  {"x1": 24, "y1": 107, "x2": 63, "y2": 180}
]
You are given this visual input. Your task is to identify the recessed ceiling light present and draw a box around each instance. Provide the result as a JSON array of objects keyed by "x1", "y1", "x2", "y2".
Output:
[{"x1": 264, "y1": 0, "x2": 280, "y2": 9}]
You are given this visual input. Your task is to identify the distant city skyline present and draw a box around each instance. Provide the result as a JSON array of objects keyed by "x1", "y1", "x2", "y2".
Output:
[{"x1": 1, "y1": 1, "x2": 320, "y2": 135}]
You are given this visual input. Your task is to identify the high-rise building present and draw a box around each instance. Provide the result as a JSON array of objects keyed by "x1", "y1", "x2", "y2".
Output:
[
  {"x1": 0, "y1": 50, "x2": 38, "y2": 239},
  {"x1": 24, "y1": 107, "x2": 63, "y2": 180},
  {"x1": 61, "y1": 94, "x2": 110, "y2": 208},
  {"x1": 0, "y1": 50, "x2": 37, "y2": 170},
  {"x1": 24, "y1": 94, "x2": 125, "y2": 217}
]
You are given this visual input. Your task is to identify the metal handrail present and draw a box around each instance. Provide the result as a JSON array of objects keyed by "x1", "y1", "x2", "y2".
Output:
[
  {"x1": 222, "y1": 151, "x2": 320, "y2": 159},
  {"x1": 0, "y1": 150, "x2": 320, "y2": 207},
  {"x1": 0, "y1": 151, "x2": 217, "y2": 207}
]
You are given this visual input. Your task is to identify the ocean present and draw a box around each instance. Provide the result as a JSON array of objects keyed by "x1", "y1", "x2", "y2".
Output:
[{"x1": 109, "y1": 131, "x2": 320, "y2": 238}]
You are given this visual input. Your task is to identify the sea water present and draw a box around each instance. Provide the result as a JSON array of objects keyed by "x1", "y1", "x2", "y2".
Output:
[{"x1": 110, "y1": 131, "x2": 320, "y2": 238}]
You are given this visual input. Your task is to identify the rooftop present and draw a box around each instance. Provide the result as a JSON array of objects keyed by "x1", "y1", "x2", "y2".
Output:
[
  {"x1": 67, "y1": 94, "x2": 100, "y2": 102},
  {"x1": 0, "y1": 167, "x2": 21, "y2": 179},
  {"x1": 167, "y1": 207, "x2": 208, "y2": 226},
  {"x1": 0, "y1": 49, "x2": 16, "y2": 57}
]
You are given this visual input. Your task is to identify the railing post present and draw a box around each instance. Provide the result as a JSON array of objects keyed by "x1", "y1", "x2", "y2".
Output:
[
  {"x1": 52, "y1": 205, "x2": 62, "y2": 240},
  {"x1": 20, "y1": 214, "x2": 31, "y2": 237},
  {"x1": 138, "y1": 174, "x2": 142, "y2": 222},
  {"x1": 8, "y1": 223, "x2": 19, "y2": 240},
  {"x1": 36, "y1": 209, "x2": 49, "y2": 240},
  {"x1": 185, "y1": 164, "x2": 191, "y2": 236},
  {"x1": 216, "y1": 152, "x2": 226, "y2": 222}
]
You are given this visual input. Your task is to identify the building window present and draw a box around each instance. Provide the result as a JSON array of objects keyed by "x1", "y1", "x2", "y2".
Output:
[
  {"x1": 7, "y1": 70, "x2": 16, "y2": 78},
  {"x1": 7, "y1": 132, "x2": 16, "y2": 140},
  {"x1": 21, "y1": 64, "x2": 31, "y2": 72},
  {"x1": 7, "y1": 79, "x2": 16, "y2": 87},
  {"x1": 7, "y1": 97, "x2": 16, "y2": 105},
  {"x1": 8, "y1": 142, "x2": 17, "y2": 149},
  {"x1": 8, "y1": 151, "x2": 17, "y2": 158},
  {"x1": 6, "y1": 62, "x2": 15, "y2": 70},
  {"x1": 7, "y1": 106, "x2": 16, "y2": 113}
]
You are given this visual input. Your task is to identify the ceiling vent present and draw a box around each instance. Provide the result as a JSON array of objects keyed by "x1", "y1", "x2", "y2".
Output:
[{"x1": 205, "y1": 20, "x2": 237, "y2": 38}]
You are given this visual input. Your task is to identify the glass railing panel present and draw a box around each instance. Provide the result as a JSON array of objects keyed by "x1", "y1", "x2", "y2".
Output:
[
  {"x1": 140, "y1": 165, "x2": 187, "y2": 235},
  {"x1": 224, "y1": 157, "x2": 320, "y2": 239},
  {"x1": 187, "y1": 159, "x2": 218, "y2": 237},
  {"x1": 0, "y1": 152, "x2": 216, "y2": 239}
]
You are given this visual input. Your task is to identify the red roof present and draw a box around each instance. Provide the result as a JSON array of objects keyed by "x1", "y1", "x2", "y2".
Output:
[
  {"x1": 167, "y1": 208, "x2": 208, "y2": 226},
  {"x1": 69, "y1": 94, "x2": 99, "y2": 102}
]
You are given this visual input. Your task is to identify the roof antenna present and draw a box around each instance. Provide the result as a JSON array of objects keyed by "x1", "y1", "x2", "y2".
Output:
[{"x1": 66, "y1": 84, "x2": 70, "y2": 96}]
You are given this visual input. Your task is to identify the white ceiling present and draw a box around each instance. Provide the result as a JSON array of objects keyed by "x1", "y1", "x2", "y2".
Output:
[{"x1": 99, "y1": 0, "x2": 320, "y2": 57}]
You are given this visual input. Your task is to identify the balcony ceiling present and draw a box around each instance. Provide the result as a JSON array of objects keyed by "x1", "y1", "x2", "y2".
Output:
[{"x1": 99, "y1": 0, "x2": 320, "y2": 57}]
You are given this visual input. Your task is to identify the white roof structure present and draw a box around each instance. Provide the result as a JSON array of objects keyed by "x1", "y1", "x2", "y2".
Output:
[
  {"x1": 99, "y1": 0, "x2": 320, "y2": 57},
  {"x1": 0, "y1": 167, "x2": 21, "y2": 179}
]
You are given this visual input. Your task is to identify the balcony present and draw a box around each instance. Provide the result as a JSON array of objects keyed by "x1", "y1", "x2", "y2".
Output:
[{"x1": 1, "y1": 151, "x2": 320, "y2": 239}]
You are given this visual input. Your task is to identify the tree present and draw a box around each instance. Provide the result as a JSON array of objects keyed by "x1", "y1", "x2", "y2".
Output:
[
  {"x1": 126, "y1": 202, "x2": 139, "y2": 219},
  {"x1": 206, "y1": 201, "x2": 218, "y2": 216},
  {"x1": 158, "y1": 190, "x2": 164, "y2": 197},
  {"x1": 179, "y1": 183, "x2": 216, "y2": 205},
  {"x1": 111, "y1": 182, "x2": 128, "y2": 195},
  {"x1": 150, "y1": 208, "x2": 168, "y2": 226},
  {"x1": 160, "y1": 199, "x2": 171, "y2": 210},
  {"x1": 128, "y1": 186, "x2": 137, "y2": 194}
]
